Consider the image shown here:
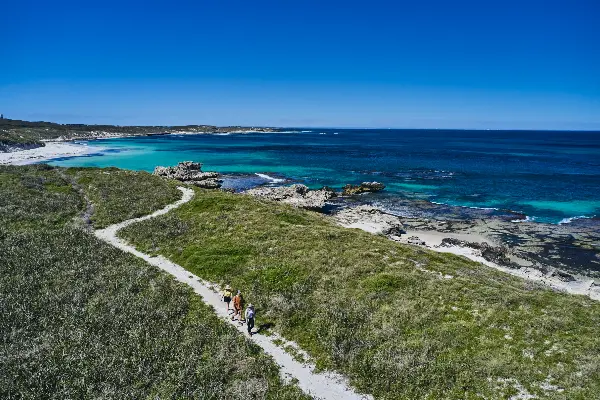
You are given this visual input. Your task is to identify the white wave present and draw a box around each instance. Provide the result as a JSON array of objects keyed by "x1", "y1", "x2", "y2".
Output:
[
  {"x1": 467, "y1": 206, "x2": 499, "y2": 211},
  {"x1": 558, "y1": 215, "x2": 595, "y2": 225},
  {"x1": 319, "y1": 132, "x2": 326, "y2": 135},
  {"x1": 217, "y1": 130, "x2": 285, "y2": 134},
  {"x1": 300, "y1": 130, "x2": 312, "y2": 133},
  {"x1": 333, "y1": 132, "x2": 339, "y2": 135},
  {"x1": 255, "y1": 173, "x2": 286, "y2": 183},
  {"x1": 431, "y1": 201, "x2": 499, "y2": 211},
  {"x1": 511, "y1": 216, "x2": 536, "y2": 223}
]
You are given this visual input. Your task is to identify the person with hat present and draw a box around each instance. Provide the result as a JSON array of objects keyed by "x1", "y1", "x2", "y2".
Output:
[
  {"x1": 221, "y1": 285, "x2": 233, "y2": 314},
  {"x1": 245, "y1": 304, "x2": 256, "y2": 336}
]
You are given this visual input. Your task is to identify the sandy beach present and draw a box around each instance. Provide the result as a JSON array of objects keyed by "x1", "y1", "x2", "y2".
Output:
[{"x1": 0, "y1": 141, "x2": 100, "y2": 165}]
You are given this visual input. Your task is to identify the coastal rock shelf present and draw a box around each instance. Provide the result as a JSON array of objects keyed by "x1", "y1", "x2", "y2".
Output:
[
  {"x1": 439, "y1": 237, "x2": 513, "y2": 267},
  {"x1": 245, "y1": 184, "x2": 337, "y2": 210},
  {"x1": 153, "y1": 161, "x2": 222, "y2": 189},
  {"x1": 334, "y1": 205, "x2": 405, "y2": 235},
  {"x1": 244, "y1": 181, "x2": 386, "y2": 210}
]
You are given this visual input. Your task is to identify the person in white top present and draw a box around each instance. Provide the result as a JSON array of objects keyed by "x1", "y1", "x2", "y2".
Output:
[{"x1": 245, "y1": 304, "x2": 255, "y2": 336}]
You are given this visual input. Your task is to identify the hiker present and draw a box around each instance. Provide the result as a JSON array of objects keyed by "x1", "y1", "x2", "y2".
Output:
[
  {"x1": 222, "y1": 285, "x2": 233, "y2": 314},
  {"x1": 231, "y1": 290, "x2": 244, "y2": 322},
  {"x1": 245, "y1": 304, "x2": 255, "y2": 335}
]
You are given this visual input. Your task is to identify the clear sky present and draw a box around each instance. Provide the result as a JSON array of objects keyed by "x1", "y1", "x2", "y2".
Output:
[{"x1": 2, "y1": 0, "x2": 599, "y2": 129}]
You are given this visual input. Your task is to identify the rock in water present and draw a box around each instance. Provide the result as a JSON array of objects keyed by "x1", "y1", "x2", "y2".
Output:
[
  {"x1": 341, "y1": 182, "x2": 385, "y2": 196},
  {"x1": 334, "y1": 205, "x2": 405, "y2": 235},
  {"x1": 153, "y1": 161, "x2": 223, "y2": 188},
  {"x1": 244, "y1": 184, "x2": 336, "y2": 210}
]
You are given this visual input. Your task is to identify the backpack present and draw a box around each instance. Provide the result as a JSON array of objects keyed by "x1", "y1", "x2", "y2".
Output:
[{"x1": 246, "y1": 308, "x2": 255, "y2": 319}]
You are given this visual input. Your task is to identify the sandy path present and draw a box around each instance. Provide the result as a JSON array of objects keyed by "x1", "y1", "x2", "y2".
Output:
[{"x1": 95, "y1": 187, "x2": 372, "y2": 400}]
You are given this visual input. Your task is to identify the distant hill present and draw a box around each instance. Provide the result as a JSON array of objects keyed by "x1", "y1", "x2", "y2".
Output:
[{"x1": 0, "y1": 118, "x2": 279, "y2": 152}]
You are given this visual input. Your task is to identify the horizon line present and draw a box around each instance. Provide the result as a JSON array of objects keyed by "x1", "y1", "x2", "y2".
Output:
[{"x1": 3, "y1": 117, "x2": 600, "y2": 133}]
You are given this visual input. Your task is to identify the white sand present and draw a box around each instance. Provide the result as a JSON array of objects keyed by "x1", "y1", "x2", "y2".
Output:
[
  {"x1": 341, "y1": 221, "x2": 385, "y2": 234},
  {"x1": 95, "y1": 187, "x2": 372, "y2": 400},
  {"x1": 400, "y1": 230, "x2": 494, "y2": 247},
  {"x1": 0, "y1": 142, "x2": 100, "y2": 165}
]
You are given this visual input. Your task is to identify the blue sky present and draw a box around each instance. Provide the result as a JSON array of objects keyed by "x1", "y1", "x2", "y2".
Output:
[{"x1": 1, "y1": 0, "x2": 599, "y2": 129}]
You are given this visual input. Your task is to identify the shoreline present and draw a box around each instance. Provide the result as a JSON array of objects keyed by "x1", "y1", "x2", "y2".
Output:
[
  {"x1": 390, "y1": 228, "x2": 600, "y2": 301},
  {"x1": 0, "y1": 129, "x2": 299, "y2": 164},
  {"x1": 2, "y1": 144, "x2": 598, "y2": 300},
  {"x1": 235, "y1": 179, "x2": 600, "y2": 301},
  {"x1": 0, "y1": 141, "x2": 101, "y2": 165},
  {"x1": 330, "y1": 204, "x2": 600, "y2": 301}
]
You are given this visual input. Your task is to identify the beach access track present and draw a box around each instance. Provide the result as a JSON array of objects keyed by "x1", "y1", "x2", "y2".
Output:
[{"x1": 94, "y1": 186, "x2": 372, "y2": 400}]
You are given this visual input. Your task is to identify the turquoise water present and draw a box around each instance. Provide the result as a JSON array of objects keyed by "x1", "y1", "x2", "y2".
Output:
[{"x1": 50, "y1": 129, "x2": 600, "y2": 224}]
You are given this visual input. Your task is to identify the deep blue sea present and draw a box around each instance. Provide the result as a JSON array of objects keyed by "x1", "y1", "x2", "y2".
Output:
[{"x1": 49, "y1": 129, "x2": 600, "y2": 224}]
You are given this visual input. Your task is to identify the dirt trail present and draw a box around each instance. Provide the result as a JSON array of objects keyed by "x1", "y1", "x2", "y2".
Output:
[{"x1": 95, "y1": 187, "x2": 372, "y2": 400}]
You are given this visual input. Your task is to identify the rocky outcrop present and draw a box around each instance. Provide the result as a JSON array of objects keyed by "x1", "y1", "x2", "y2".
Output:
[
  {"x1": 334, "y1": 205, "x2": 405, "y2": 235},
  {"x1": 341, "y1": 182, "x2": 385, "y2": 196},
  {"x1": 405, "y1": 235, "x2": 427, "y2": 246},
  {"x1": 439, "y1": 238, "x2": 513, "y2": 266},
  {"x1": 244, "y1": 184, "x2": 336, "y2": 210},
  {"x1": 153, "y1": 161, "x2": 222, "y2": 189},
  {"x1": 547, "y1": 269, "x2": 577, "y2": 282}
]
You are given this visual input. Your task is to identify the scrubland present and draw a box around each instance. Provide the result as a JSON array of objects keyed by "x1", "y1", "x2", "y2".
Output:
[
  {"x1": 0, "y1": 165, "x2": 307, "y2": 399},
  {"x1": 121, "y1": 188, "x2": 600, "y2": 399}
]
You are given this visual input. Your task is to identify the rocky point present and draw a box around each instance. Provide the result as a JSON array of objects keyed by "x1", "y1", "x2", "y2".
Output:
[
  {"x1": 244, "y1": 184, "x2": 336, "y2": 210},
  {"x1": 153, "y1": 161, "x2": 222, "y2": 189}
]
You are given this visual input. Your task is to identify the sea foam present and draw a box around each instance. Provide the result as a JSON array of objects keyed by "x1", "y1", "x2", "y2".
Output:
[
  {"x1": 558, "y1": 215, "x2": 595, "y2": 225},
  {"x1": 511, "y1": 216, "x2": 536, "y2": 223},
  {"x1": 255, "y1": 173, "x2": 286, "y2": 183}
]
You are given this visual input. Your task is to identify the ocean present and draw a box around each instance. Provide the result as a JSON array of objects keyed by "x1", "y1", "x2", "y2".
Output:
[{"x1": 49, "y1": 129, "x2": 600, "y2": 224}]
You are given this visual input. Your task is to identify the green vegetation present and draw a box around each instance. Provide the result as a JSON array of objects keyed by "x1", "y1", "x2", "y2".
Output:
[
  {"x1": 0, "y1": 165, "x2": 307, "y2": 399},
  {"x1": 121, "y1": 188, "x2": 600, "y2": 399},
  {"x1": 66, "y1": 167, "x2": 182, "y2": 228},
  {"x1": 0, "y1": 130, "x2": 43, "y2": 151}
]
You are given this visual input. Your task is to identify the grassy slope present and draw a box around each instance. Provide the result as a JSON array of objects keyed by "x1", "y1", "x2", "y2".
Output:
[
  {"x1": 120, "y1": 188, "x2": 600, "y2": 400},
  {"x1": 65, "y1": 167, "x2": 182, "y2": 228},
  {"x1": 0, "y1": 165, "x2": 307, "y2": 399}
]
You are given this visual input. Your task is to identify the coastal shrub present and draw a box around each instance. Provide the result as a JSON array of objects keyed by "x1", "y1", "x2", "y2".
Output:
[
  {"x1": 0, "y1": 131, "x2": 43, "y2": 150},
  {"x1": 0, "y1": 166, "x2": 307, "y2": 399},
  {"x1": 121, "y1": 188, "x2": 600, "y2": 399},
  {"x1": 66, "y1": 168, "x2": 182, "y2": 228},
  {"x1": 0, "y1": 165, "x2": 82, "y2": 230}
]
